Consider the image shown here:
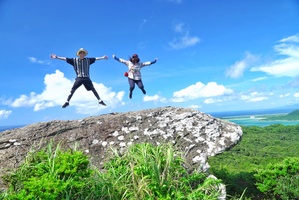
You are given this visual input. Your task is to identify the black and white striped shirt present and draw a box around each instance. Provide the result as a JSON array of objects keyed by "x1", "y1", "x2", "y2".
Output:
[{"x1": 66, "y1": 58, "x2": 96, "y2": 78}]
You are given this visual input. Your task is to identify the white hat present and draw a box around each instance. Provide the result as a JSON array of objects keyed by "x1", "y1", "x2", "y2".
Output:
[{"x1": 76, "y1": 48, "x2": 88, "y2": 56}]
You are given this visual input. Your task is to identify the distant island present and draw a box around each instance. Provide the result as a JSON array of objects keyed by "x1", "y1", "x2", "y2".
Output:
[{"x1": 263, "y1": 109, "x2": 299, "y2": 121}]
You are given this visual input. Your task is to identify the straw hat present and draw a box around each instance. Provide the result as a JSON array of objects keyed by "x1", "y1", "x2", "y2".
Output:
[{"x1": 76, "y1": 48, "x2": 88, "y2": 56}]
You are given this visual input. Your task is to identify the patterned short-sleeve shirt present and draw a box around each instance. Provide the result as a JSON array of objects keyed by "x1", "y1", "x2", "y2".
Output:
[{"x1": 66, "y1": 58, "x2": 96, "y2": 78}]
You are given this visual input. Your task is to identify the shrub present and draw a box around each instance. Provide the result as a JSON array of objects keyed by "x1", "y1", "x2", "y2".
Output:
[
  {"x1": 1, "y1": 142, "x2": 93, "y2": 200},
  {"x1": 254, "y1": 157, "x2": 299, "y2": 199},
  {"x1": 210, "y1": 167, "x2": 262, "y2": 198}
]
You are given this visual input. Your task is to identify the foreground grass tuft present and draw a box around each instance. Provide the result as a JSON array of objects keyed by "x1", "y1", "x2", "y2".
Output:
[{"x1": 98, "y1": 143, "x2": 223, "y2": 199}]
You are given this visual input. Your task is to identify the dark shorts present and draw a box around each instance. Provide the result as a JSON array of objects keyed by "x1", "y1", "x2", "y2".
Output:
[{"x1": 73, "y1": 77, "x2": 94, "y2": 91}]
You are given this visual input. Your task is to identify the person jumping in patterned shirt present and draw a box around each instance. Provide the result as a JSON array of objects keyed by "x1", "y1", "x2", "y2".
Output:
[
  {"x1": 50, "y1": 48, "x2": 108, "y2": 108},
  {"x1": 112, "y1": 53, "x2": 157, "y2": 99}
]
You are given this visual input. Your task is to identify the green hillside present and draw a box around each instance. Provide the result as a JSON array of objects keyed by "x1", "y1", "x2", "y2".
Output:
[
  {"x1": 266, "y1": 109, "x2": 299, "y2": 120},
  {"x1": 208, "y1": 124, "x2": 299, "y2": 198}
]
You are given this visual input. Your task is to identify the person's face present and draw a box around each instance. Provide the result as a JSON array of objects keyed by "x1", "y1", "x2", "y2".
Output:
[
  {"x1": 79, "y1": 51, "x2": 86, "y2": 58},
  {"x1": 132, "y1": 54, "x2": 139, "y2": 63}
]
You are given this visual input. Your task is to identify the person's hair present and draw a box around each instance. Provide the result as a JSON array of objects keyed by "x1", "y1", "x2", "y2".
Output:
[{"x1": 130, "y1": 54, "x2": 140, "y2": 63}]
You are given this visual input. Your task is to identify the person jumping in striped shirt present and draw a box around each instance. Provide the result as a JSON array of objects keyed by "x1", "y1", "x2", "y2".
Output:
[{"x1": 50, "y1": 48, "x2": 108, "y2": 108}]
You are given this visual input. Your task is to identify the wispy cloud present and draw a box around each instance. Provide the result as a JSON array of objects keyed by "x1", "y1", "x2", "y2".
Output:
[
  {"x1": 203, "y1": 98, "x2": 223, "y2": 104},
  {"x1": 144, "y1": 94, "x2": 167, "y2": 103},
  {"x1": 280, "y1": 34, "x2": 299, "y2": 43},
  {"x1": 139, "y1": 19, "x2": 147, "y2": 31},
  {"x1": 0, "y1": 109, "x2": 12, "y2": 119},
  {"x1": 279, "y1": 93, "x2": 290, "y2": 98},
  {"x1": 10, "y1": 70, "x2": 125, "y2": 114},
  {"x1": 251, "y1": 76, "x2": 268, "y2": 82},
  {"x1": 189, "y1": 104, "x2": 201, "y2": 109},
  {"x1": 166, "y1": 0, "x2": 183, "y2": 4},
  {"x1": 288, "y1": 75, "x2": 299, "y2": 87},
  {"x1": 171, "y1": 81, "x2": 233, "y2": 102},
  {"x1": 250, "y1": 34, "x2": 299, "y2": 77},
  {"x1": 28, "y1": 57, "x2": 50, "y2": 65},
  {"x1": 240, "y1": 92, "x2": 268, "y2": 102},
  {"x1": 168, "y1": 22, "x2": 200, "y2": 50},
  {"x1": 226, "y1": 52, "x2": 258, "y2": 79}
]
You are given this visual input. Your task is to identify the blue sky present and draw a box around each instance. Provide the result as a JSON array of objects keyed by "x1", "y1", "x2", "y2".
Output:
[{"x1": 1, "y1": 0, "x2": 299, "y2": 126}]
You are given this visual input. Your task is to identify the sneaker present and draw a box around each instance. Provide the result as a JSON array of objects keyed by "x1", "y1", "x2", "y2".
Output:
[
  {"x1": 129, "y1": 92, "x2": 132, "y2": 99},
  {"x1": 99, "y1": 100, "x2": 106, "y2": 106},
  {"x1": 141, "y1": 89, "x2": 146, "y2": 94},
  {"x1": 62, "y1": 102, "x2": 69, "y2": 108}
]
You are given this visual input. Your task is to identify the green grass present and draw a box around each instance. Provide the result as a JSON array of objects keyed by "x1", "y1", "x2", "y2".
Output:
[{"x1": 1, "y1": 142, "x2": 224, "y2": 200}]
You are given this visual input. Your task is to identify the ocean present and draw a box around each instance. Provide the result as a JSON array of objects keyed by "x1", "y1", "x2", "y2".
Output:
[
  {"x1": 1, "y1": 108, "x2": 299, "y2": 132},
  {"x1": 208, "y1": 107, "x2": 299, "y2": 127},
  {"x1": 0, "y1": 125, "x2": 25, "y2": 132},
  {"x1": 218, "y1": 116, "x2": 299, "y2": 127}
]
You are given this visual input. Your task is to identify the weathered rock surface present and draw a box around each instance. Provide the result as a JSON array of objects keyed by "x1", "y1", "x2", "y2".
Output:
[{"x1": 0, "y1": 106, "x2": 242, "y2": 190}]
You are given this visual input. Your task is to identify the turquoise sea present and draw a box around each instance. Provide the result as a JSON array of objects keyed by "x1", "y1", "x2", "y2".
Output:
[
  {"x1": 220, "y1": 116, "x2": 299, "y2": 127},
  {"x1": 208, "y1": 107, "x2": 299, "y2": 127}
]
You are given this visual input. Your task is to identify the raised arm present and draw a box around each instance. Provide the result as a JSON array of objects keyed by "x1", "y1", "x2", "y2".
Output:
[
  {"x1": 141, "y1": 58, "x2": 158, "y2": 67},
  {"x1": 50, "y1": 54, "x2": 66, "y2": 61},
  {"x1": 96, "y1": 55, "x2": 108, "y2": 60},
  {"x1": 150, "y1": 58, "x2": 158, "y2": 65},
  {"x1": 112, "y1": 54, "x2": 121, "y2": 62}
]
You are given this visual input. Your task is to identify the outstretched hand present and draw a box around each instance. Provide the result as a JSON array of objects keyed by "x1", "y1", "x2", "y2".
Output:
[
  {"x1": 50, "y1": 54, "x2": 57, "y2": 59},
  {"x1": 103, "y1": 55, "x2": 108, "y2": 60}
]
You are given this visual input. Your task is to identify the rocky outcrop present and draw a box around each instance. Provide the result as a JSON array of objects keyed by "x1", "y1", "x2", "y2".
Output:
[{"x1": 0, "y1": 106, "x2": 242, "y2": 190}]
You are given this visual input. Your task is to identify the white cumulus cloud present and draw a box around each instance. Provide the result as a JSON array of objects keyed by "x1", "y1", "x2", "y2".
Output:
[
  {"x1": 171, "y1": 82, "x2": 233, "y2": 102},
  {"x1": 144, "y1": 94, "x2": 167, "y2": 103},
  {"x1": 144, "y1": 94, "x2": 159, "y2": 101},
  {"x1": 10, "y1": 70, "x2": 125, "y2": 114}
]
